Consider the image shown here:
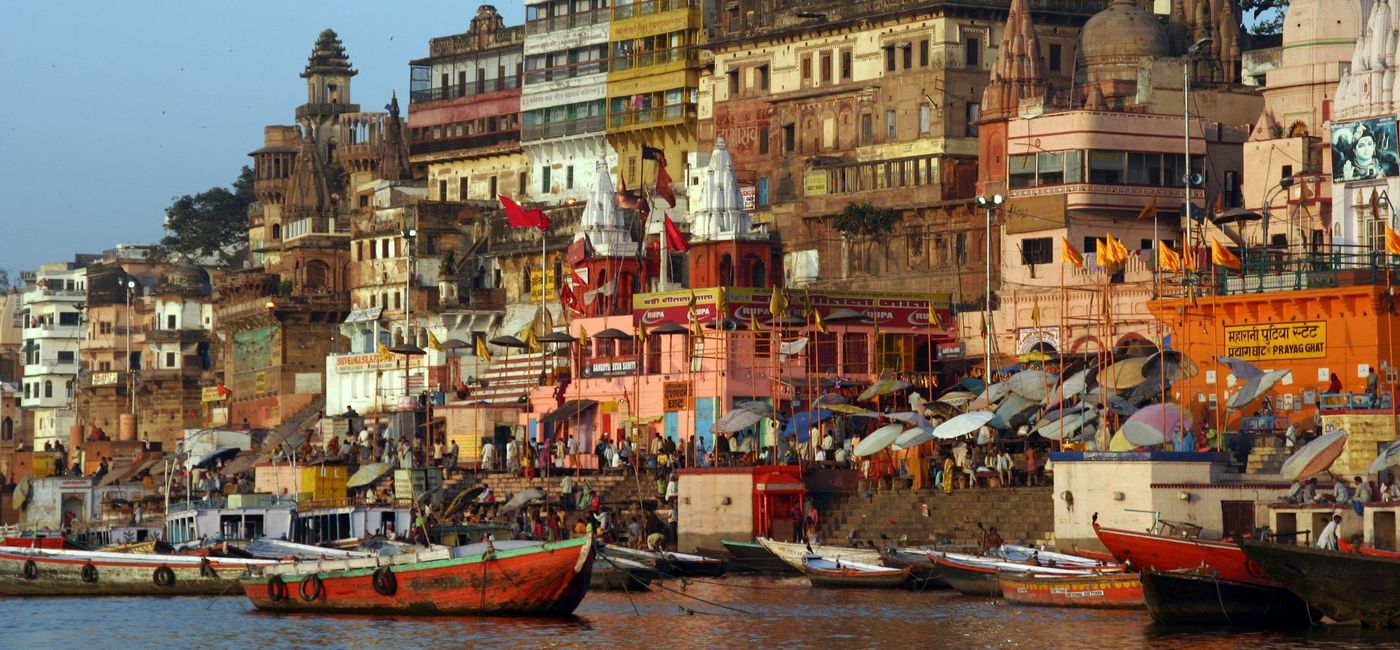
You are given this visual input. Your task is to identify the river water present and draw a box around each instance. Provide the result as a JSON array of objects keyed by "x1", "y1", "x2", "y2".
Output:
[{"x1": 3, "y1": 576, "x2": 1396, "y2": 649}]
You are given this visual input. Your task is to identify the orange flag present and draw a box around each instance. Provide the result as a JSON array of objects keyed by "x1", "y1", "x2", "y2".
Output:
[
  {"x1": 1184, "y1": 244, "x2": 1198, "y2": 272},
  {"x1": 1061, "y1": 237, "x2": 1084, "y2": 268},
  {"x1": 1210, "y1": 239, "x2": 1242, "y2": 269},
  {"x1": 1095, "y1": 238, "x2": 1109, "y2": 268},
  {"x1": 1386, "y1": 224, "x2": 1400, "y2": 256},
  {"x1": 1158, "y1": 243, "x2": 1183, "y2": 273},
  {"x1": 1136, "y1": 195, "x2": 1158, "y2": 221},
  {"x1": 1110, "y1": 234, "x2": 1130, "y2": 262}
]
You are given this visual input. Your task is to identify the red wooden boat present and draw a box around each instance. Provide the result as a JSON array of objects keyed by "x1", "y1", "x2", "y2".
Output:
[
  {"x1": 1092, "y1": 516, "x2": 1272, "y2": 586},
  {"x1": 998, "y1": 570, "x2": 1144, "y2": 608},
  {"x1": 1067, "y1": 545, "x2": 1117, "y2": 564},
  {"x1": 241, "y1": 537, "x2": 594, "y2": 616}
]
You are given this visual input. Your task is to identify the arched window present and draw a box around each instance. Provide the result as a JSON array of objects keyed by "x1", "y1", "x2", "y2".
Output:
[
  {"x1": 44, "y1": 380, "x2": 53, "y2": 398},
  {"x1": 751, "y1": 259, "x2": 766, "y2": 288},
  {"x1": 2, "y1": 416, "x2": 12, "y2": 441},
  {"x1": 719, "y1": 254, "x2": 734, "y2": 287},
  {"x1": 305, "y1": 260, "x2": 330, "y2": 290},
  {"x1": 271, "y1": 223, "x2": 281, "y2": 240},
  {"x1": 523, "y1": 267, "x2": 533, "y2": 296}
]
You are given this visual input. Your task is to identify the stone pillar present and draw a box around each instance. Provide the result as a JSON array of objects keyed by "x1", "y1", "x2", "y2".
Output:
[{"x1": 119, "y1": 413, "x2": 137, "y2": 442}]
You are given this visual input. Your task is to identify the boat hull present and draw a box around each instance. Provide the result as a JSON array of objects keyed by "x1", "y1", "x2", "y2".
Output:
[
  {"x1": 0, "y1": 548, "x2": 262, "y2": 596},
  {"x1": 757, "y1": 537, "x2": 881, "y2": 573},
  {"x1": 805, "y1": 567, "x2": 910, "y2": 588},
  {"x1": 669, "y1": 557, "x2": 726, "y2": 577},
  {"x1": 931, "y1": 556, "x2": 1001, "y2": 597},
  {"x1": 998, "y1": 571, "x2": 1143, "y2": 608},
  {"x1": 241, "y1": 537, "x2": 593, "y2": 616},
  {"x1": 880, "y1": 549, "x2": 949, "y2": 589},
  {"x1": 1095, "y1": 523, "x2": 1271, "y2": 586},
  {"x1": 720, "y1": 539, "x2": 799, "y2": 574},
  {"x1": 1140, "y1": 568, "x2": 1316, "y2": 629},
  {"x1": 591, "y1": 561, "x2": 653, "y2": 592},
  {"x1": 1240, "y1": 540, "x2": 1400, "y2": 627}
]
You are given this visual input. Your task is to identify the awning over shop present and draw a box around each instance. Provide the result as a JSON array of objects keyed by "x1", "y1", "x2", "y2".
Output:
[
  {"x1": 347, "y1": 462, "x2": 392, "y2": 488},
  {"x1": 755, "y1": 472, "x2": 806, "y2": 494},
  {"x1": 541, "y1": 399, "x2": 599, "y2": 424},
  {"x1": 96, "y1": 457, "x2": 162, "y2": 487}
]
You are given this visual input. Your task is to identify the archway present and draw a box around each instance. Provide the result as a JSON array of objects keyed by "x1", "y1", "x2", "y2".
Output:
[{"x1": 305, "y1": 259, "x2": 330, "y2": 291}]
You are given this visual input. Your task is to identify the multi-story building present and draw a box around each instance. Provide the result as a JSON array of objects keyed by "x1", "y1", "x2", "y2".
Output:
[
  {"x1": 19, "y1": 257, "x2": 96, "y2": 448},
  {"x1": 408, "y1": 5, "x2": 528, "y2": 203},
  {"x1": 606, "y1": 0, "x2": 708, "y2": 241},
  {"x1": 699, "y1": 0, "x2": 1103, "y2": 314},
  {"x1": 976, "y1": 0, "x2": 1261, "y2": 364},
  {"x1": 521, "y1": 0, "x2": 615, "y2": 205},
  {"x1": 1, "y1": 289, "x2": 27, "y2": 476},
  {"x1": 1237, "y1": 0, "x2": 1361, "y2": 252},
  {"x1": 1329, "y1": 2, "x2": 1400, "y2": 254}
]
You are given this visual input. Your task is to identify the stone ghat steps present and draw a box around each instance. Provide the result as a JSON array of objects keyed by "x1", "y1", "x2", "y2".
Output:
[{"x1": 816, "y1": 487, "x2": 1057, "y2": 548}]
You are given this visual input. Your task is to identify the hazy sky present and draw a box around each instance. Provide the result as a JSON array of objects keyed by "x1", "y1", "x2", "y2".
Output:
[{"x1": 0, "y1": 1, "x2": 525, "y2": 279}]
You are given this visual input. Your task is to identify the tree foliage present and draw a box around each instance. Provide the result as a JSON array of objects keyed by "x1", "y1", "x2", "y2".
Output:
[
  {"x1": 156, "y1": 166, "x2": 255, "y2": 265},
  {"x1": 1240, "y1": 0, "x2": 1288, "y2": 37},
  {"x1": 832, "y1": 202, "x2": 898, "y2": 240}
]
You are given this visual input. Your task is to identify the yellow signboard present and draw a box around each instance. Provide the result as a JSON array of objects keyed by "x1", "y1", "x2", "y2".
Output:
[
  {"x1": 663, "y1": 381, "x2": 693, "y2": 412},
  {"x1": 91, "y1": 372, "x2": 120, "y2": 387},
  {"x1": 804, "y1": 171, "x2": 828, "y2": 196},
  {"x1": 529, "y1": 273, "x2": 558, "y2": 302},
  {"x1": 1223, "y1": 321, "x2": 1326, "y2": 361},
  {"x1": 201, "y1": 386, "x2": 227, "y2": 403},
  {"x1": 334, "y1": 353, "x2": 421, "y2": 373}
]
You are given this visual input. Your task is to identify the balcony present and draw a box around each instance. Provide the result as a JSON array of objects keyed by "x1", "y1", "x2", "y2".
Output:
[
  {"x1": 606, "y1": 103, "x2": 696, "y2": 131},
  {"x1": 410, "y1": 75, "x2": 519, "y2": 105},
  {"x1": 408, "y1": 129, "x2": 520, "y2": 159},
  {"x1": 284, "y1": 217, "x2": 348, "y2": 242},
  {"x1": 145, "y1": 328, "x2": 209, "y2": 343},
  {"x1": 24, "y1": 360, "x2": 77, "y2": 377},
  {"x1": 22, "y1": 323, "x2": 81, "y2": 340},
  {"x1": 295, "y1": 102, "x2": 360, "y2": 120},
  {"x1": 612, "y1": 0, "x2": 699, "y2": 21},
  {"x1": 523, "y1": 59, "x2": 608, "y2": 86},
  {"x1": 525, "y1": 6, "x2": 610, "y2": 35},
  {"x1": 521, "y1": 115, "x2": 606, "y2": 142},
  {"x1": 608, "y1": 47, "x2": 698, "y2": 74}
]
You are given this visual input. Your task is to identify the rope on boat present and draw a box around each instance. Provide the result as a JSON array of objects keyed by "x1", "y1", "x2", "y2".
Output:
[
  {"x1": 207, "y1": 579, "x2": 239, "y2": 609},
  {"x1": 598, "y1": 552, "x2": 641, "y2": 617},
  {"x1": 646, "y1": 577, "x2": 753, "y2": 616}
]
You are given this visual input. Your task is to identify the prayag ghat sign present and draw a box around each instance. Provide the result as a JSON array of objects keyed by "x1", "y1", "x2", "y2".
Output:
[{"x1": 1223, "y1": 321, "x2": 1326, "y2": 361}]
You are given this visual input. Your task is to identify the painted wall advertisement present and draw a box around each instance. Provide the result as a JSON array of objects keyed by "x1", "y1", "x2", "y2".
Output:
[
  {"x1": 663, "y1": 381, "x2": 693, "y2": 412},
  {"x1": 1330, "y1": 116, "x2": 1400, "y2": 182},
  {"x1": 1223, "y1": 321, "x2": 1326, "y2": 361}
]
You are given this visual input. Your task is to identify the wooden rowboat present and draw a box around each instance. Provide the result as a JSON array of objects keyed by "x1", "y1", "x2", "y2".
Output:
[
  {"x1": 1240, "y1": 540, "x2": 1400, "y2": 627},
  {"x1": 0, "y1": 546, "x2": 274, "y2": 597},
  {"x1": 721, "y1": 539, "x2": 799, "y2": 574},
  {"x1": 802, "y1": 555, "x2": 910, "y2": 588},
  {"x1": 240, "y1": 537, "x2": 593, "y2": 616},
  {"x1": 757, "y1": 537, "x2": 881, "y2": 573},
  {"x1": 1140, "y1": 568, "x2": 1318, "y2": 628},
  {"x1": 1094, "y1": 519, "x2": 1271, "y2": 586},
  {"x1": 932, "y1": 551, "x2": 1124, "y2": 598},
  {"x1": 998, "y1": 570, "x2": 1143, "y2": 608}
]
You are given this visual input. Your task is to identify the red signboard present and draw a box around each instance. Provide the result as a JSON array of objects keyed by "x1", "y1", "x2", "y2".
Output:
[{"x1": 632, "y1": 288, "x2": 953, "y2": 331}]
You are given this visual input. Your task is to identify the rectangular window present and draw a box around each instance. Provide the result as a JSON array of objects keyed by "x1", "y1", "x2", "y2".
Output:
[
  {"x1": 489, "y1": 175, "x2": 498, "y2": 198},
  {"x1": 166, "y1": 314, "x2": 176, "y2": 330},
  {"x1": 541, "y1": 166, "x2": 552, "y2": 194},
  {"x1": 841, "y1": 51, "x2": 852, "y2": 80},
  {"x1": 886, "y1": 110, "x2": 897, "y2": 140},
  {"x1": 1021, "y1": 237, "x2": 1053, "y2": 265},
  {"x1": 964, "y1": 37, "x2": 980, "y2": 67},
  {"x1": 438, "y1": 179, "x2": 448, "y2": 200},
  {"x1": 518, "y1": 172, "x2": 528, "y2": 195},
  {"x1": 843, "y1": 333, "x2": 869, "y2": 375},
  {"x1": 801, "y1": 55, "x2": 812, "y2": 82},
  {"x1": 783, "y1": 123, "x2": 795, "y2": 152},
  {"x1": 884, "y1": 47, "x2": 895, "y2": 72},
  {"x1": 757, "y1": 177, "x2": 769, "y2": 205},
  {"x1": 902, "y1": 44, "x2": 913, "y2": 69},
  {"x1": 757, "y1": 64, "x2": 769, "y2": 91},
  {"x1": 759, "y1": 126, "x2": 770, "y2": 155},
  {"x1": 955, "y1": 233, "x2": 968, "y2": 263},
  {"x1": 59, "y1": 312, "x2": 79, "y2": 326},
  {"x1": 1008, "y1": 154, "x2": 1037, "y2": 188},
  {"x1": 165, "y1": 352, "x2": 176, "y2": 368},
  {"x1": 1089, "y1": 150, "x2": 1126, "y2": 184},
  {"x1": 919, "y1": 105, "x2": 931, "y2": 134},
  {"x1": 820, "y1": 53, "x2": 832, "y2": 83},
  {"x1": 727, "y1": 69, "x2": 739, "y2": 95},
  {"x1": 1037, "y1": 151, "x2": 1064, "y2": 185},
  {"x1": 566, "y1": 165, "x2": 575, "y2": 190},
  {"x1": 1127, "y1": 152, "x2": 1156, "y2": 185},
  {"x1": 1064, "y1": 150, "x2": 1085, "y2": 183},
  {"x1": 861, "y1": 114, "x2": 873, "y2": 145},
  {"x1": 459, "y1": 177, "x2": 470, "y2": 201},
  {"x1": 964, "y1": 102, "x2": 980, "y2": 137},
  {"x1": 919, "y1": 39, "x2": 929, "y2": 67},
  {"x1": 57, "y1": 351, "x2": 75, "y2": 363},
  {"x1": 1049, "y1": 43, "x2": 1063, "y2": 73}
]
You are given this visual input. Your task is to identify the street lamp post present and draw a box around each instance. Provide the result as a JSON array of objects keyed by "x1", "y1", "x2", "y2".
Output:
[
  {"x1": 402, "y1": 227, "x2": 417, "y2": 397},
  {"x1": 125, "y1": 279, "x2": 137, "y2": 415},
  {"x1": 1183, "y1": 37, "x2": 1212, "y2": 270},
  {"x1": 975, "y1": 194, "x2": 1003, "y2": 382}
]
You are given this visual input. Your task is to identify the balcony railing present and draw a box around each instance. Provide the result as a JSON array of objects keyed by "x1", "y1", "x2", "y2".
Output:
[
  {"x1": 608, "y1": 46, "x2": 698, "y2": 73},
  {"x1": 521, "y1": 115, "x2": 606, "y2": 142},
  {"x1": 409, "y1": 129, "x2": 520, "y2": 157},
  {"x1": 284, "y1": 217, "x2": 347, "y2": 241},
  {"x1": 523, "y1": 59, "x2": 607, "y2": 85},
  {"x1": 409, "y1": 75, "x2": 520, "y2": 104},
  {"x1": 525, "y1": 6, "x2": 610, "y2": 35},
  {"x1": 612, "y1": 0, "x2": 698, "y2": 20},
  {"x1": 607, "y1": 103, "x2": 696, "y2": 130},
  {"x1": 1159, "y1": 245, "x2": 1400, "y2": 298}
]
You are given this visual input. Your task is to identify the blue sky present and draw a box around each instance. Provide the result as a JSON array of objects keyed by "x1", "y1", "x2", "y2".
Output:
[{"x1": 0, "y1": 1, "x2": 525, "y2": 280}]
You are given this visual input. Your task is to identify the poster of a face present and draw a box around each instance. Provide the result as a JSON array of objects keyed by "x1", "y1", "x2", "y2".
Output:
[{"x1": 1331, "y1": 116, "x2": 1400, "y2": 182}]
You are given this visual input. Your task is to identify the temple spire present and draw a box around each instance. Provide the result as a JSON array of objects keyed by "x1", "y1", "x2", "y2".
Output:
[{"x1": 981, "y1": 0, "x2": 1046, "y2": 121}]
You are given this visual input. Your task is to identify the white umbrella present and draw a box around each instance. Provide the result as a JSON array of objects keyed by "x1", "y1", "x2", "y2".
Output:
[
  {"x1": 968, "y1": 382, "x2": 1011, "y2": 410},
  {"x1": 859, "y1": 379, "x2": 913, "y2": 402},
  {"x1": 1033, "y1": 408, "x2": 1096, "y2": 441},
  {"x1": 893, "y1": 427, "x2": 934, "y2": 449},
  {"x1": 937, "y1": 391, "x2": 977, "y2": 407},
  {"x1": 1046, "y1": 369, "x2": 1091, "y2": 409},
  {"x1": 1006, "y1": 370, "x2": 1052, "y2": 402},
  {"x1": 885, "y1": 411, "x2": 933, "y2": 430},
  {"x1": 1216, "y1": 355, "x2": 1265, "y2": 383},
  {"x1": 1368, "y1": 439, "x2": 1400, "y2": 474},
  {"x1": 993, "y1": 394, "x2": 1037, "y2": 429},
  {"x1": 1227, "y1": 369, "x2": 1290, "y2": 411},
  {"x1": 1281, "y1": 430, "x2": 1348, "y2": 480},
  {"x1": 853, "y1": 423, "x2": 906, "y2": 457},
  {"x1": 1097, "y1": 357, "x2": 1150, "y2": 391},
  {"x1": 347, "y1": 462, "x2": 392, "y2": 489},
  {"x1": 717, "y1": 408, "x2": 766, "y2": 433},
  {"x1": 737, "y1": 400, "x2": 775, "y2": 417},
  {"x1": 932, "y1": 412, "x2": 997, "y2": 440}
]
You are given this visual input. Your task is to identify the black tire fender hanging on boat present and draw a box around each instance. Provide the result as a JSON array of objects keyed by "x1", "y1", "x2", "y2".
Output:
[
  {"x1": 81, "y1": 563, "x2": 98, "y2": 583},
  {"x1": 153, "y1": 565, "x2": 176, "y2": 588},
  {"x1": 372, "y1": 567, "x2": 396, "y2": 596},
  {"x1": 199, "y1": 558, "x2": 217, "y2": 579},
  {"x1": 267, "y1": 575, "x2": 287, "y2": 602},
  {"x1": 22, "y1": 560, "x2": 37, "y2": 580},
  {"x1": 299, "y1": 574, "x2": 323, "y2": 601}
]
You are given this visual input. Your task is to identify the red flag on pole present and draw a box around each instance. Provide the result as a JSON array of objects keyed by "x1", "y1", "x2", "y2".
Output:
[
  {"x1": 498, "y1": 195, "x2": 551, "y2": 231},
  {"x1": 560, "y1": 281, "x2": 584, "y2": 314},
  {"x1": 653, "y1": 153, "x2": 677, "y2": 208},
  {"x1": 663, "y1": 213, "x2": 690, "y2": 252}
]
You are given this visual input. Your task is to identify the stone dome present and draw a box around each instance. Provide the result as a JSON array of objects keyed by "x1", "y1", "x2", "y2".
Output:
[
  {"x1": 155, "y1": 265, "x2": 210, "y2": 295},
  {"x1": 1074, "y1": 0, "x2": 1170, "y2": 87}
]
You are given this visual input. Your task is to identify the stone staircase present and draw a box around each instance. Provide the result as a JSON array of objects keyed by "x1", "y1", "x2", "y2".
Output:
[
  {"x1": 1246, "y1": 438, "x2": 1290, "y2": 475},
  {"x1": 465, "y1": 351, "x2": 565, "y2": 406},
  {"x1": 816, "y1": 486, "x2": 1057, "y2": 548}
]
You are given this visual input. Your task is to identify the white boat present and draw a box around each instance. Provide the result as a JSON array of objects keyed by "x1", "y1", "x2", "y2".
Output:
[
  {"x1": 1000, "y1": 544, "x2": 1112, "y2": 568},
  {"x1": 0, "y1": 545, "x2": 275, "y2": 596},
  {"x1": 802, "y1": 554, "x2": 910, "y2": 588},
  {"x1": 757, "y1": 537, "x2": 882, "y2": 572}
]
